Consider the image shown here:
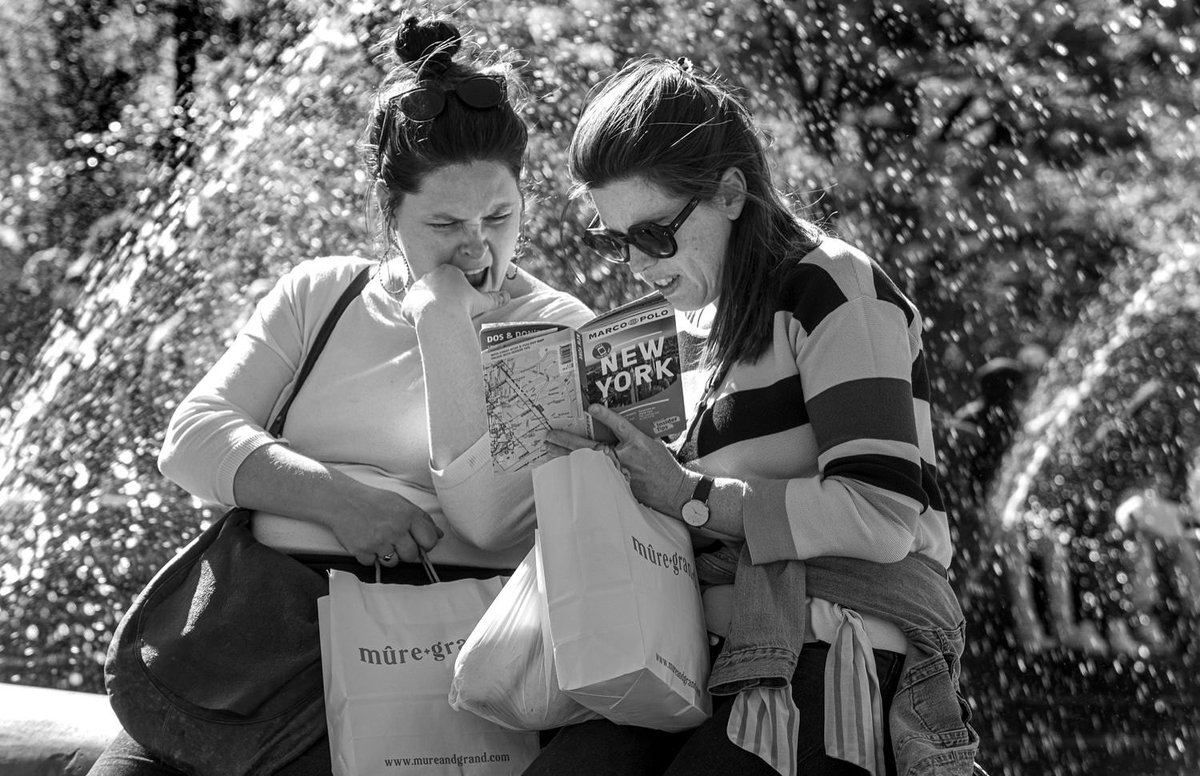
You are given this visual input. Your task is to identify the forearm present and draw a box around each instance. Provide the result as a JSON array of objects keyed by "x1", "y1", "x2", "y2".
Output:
[
  {"x1": 667, "y1": 469, "x2": 916, "y2": 562},
  {"x1": 231, "y1": 442, "x2": 372, "y2": 532},
  {"x1": 433, "y1": 441, "x2": 537, "y2": 551},
  {"x1": 413, "y1": 305, "x2": 490, "y2": 469},
  {"x1": 742, "y1": 474, "x2": 918, "y2": 563},
  {"x1": 667, "y1": 469, "x2": 747, "y2": 542}
]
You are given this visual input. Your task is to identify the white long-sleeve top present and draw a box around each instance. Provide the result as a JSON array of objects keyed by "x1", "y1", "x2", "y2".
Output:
[{"x1": 158, "y1": 256, "x2": 594, "y2": 569}]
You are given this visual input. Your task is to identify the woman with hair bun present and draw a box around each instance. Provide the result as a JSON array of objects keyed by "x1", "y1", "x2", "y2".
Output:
[{"x1": 89, "y1": 14, "x2": 591, "y2": 776}]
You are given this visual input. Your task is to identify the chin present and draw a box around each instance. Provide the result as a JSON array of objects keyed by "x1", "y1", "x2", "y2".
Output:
[{"x1": 666, "y1": 290, "x2": 709, "y2": 312}]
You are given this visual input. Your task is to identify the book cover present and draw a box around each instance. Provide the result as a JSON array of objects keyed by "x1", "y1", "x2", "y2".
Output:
[{"x1": 481, "y1": 293, "x2": 686, "y2": 474}]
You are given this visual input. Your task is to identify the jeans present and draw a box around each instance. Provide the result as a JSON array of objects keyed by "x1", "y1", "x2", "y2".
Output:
[{"x1": 524, "y1": 642, "x2": 904, "y2": 776}]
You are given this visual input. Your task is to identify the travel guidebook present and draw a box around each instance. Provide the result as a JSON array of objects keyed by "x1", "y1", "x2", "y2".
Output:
[{"x1": 480, "y1": 292, "x2": 686, "y2": 474}]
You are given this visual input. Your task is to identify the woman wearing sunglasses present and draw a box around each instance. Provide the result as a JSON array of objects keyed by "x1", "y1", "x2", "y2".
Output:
[
  {"x1": 89, "y1": 15, "x2": 593, "y2": 776},
  {"x1": 532, "y1": 58, "x2": 979, "y2": 776}
]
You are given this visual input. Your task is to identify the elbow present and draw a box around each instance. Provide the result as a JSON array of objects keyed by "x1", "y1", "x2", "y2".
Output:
[
  {"x1": 156, "y1": 400, "x2": 194, "y2": 483},
  {"x1": 157, "y1": 430, "x2": 183, "y2": 484},
  {"x1": 155, "y1": 408, "x2": 219, "y2": 500},
  {"x1": 865, "y1": 516, "x2": 917, "y2": 564},
  {"x1": 871, "y1": 533, "x2": 915, "y2": 564},
  {"x1": 435, "y1": 474, "x2": 534, "y2": 553}
]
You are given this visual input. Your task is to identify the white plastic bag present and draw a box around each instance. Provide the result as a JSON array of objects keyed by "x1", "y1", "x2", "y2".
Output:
[{"x1": 449, "y1": 542, "x2": 599, "y2": 731}]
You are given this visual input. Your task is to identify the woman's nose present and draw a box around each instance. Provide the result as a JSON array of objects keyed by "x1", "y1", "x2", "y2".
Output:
[
  {"x1": 459, "y1": 223, "x2": 486, "y2": 255},
  {"x1": 627, "y1": 247, "x2": 657, "y2": 273}
]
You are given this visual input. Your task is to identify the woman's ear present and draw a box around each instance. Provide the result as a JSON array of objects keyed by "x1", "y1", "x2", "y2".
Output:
[{"x1": 716, "y1": 167, "x2": 747, "y2": 220}]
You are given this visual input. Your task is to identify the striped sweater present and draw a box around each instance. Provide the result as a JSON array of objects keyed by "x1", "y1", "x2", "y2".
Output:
[
  {"x1": 679, "y1": 237, "x2": 958, "y2": 775},
  {"x1": 679, "y1": 237, "x2": 952, "y2": 572}
]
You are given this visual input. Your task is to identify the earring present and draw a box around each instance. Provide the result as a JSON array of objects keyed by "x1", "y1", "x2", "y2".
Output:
[
  {"x1": 381, "y1": 232, "x2": 412, "y2": 296},
  {"x1": 507, "y1": 233, "x2": 527, "y2": 280}
]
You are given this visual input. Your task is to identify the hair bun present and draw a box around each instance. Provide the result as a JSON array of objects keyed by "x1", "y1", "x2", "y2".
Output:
[{"x1": 394, "y1": 16, "x2": 461, "y2": 74}]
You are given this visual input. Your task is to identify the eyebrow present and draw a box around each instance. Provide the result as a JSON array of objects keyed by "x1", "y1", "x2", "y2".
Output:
[{"x1": 427, "y1": 202, "x2": 517, "y2": 221}]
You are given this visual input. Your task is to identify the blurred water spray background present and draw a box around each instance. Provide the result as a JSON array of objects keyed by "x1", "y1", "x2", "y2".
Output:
[{"x1": 1, "y1": 1, "x2": 1197, "y2": 773}]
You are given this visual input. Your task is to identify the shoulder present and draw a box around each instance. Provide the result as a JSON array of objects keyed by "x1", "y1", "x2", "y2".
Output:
[
  {"x1": 778, "y1": 238, "x2": 917, "y2": 333},
  {"x1": 280, "y1": 256, "x2": 374, "y2": 293},
  {"x1": 272, "y1": 256, "x2": 374, "y2": 306},
  {"x1": 496, "y1": 271, "x2": 594, "y2": 328},
  {"x1": 256, "y1": 256, "x2": 375, "y2": 329}
]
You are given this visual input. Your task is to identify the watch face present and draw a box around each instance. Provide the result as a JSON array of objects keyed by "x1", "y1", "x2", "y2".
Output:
[{"x1": 682, "y1": 500, "x2": 709, "y2": 527}]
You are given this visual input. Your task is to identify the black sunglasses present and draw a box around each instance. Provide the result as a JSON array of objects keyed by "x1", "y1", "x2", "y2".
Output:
[
  {"x1": 582, "y1": 197, "x2": 701, "y2": 264},
  {"x1": 394, "y1": 75, "x2": 507, "y2": 122}
]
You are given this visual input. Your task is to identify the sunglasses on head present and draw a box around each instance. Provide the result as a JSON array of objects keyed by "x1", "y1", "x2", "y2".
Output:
[
  {"x1": 393, "y1": 75, "x2": 507, "y2": 122},
  {"x1": 582, "y1": 197, "x2": 701, "y2": 264}
]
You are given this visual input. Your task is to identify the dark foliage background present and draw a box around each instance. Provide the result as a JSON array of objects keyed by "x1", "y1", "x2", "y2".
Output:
[{"x1": 1, "y1": 0, "x2": 1197, "y2": 772}]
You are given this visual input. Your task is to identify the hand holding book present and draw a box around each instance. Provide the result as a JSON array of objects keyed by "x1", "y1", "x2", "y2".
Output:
[
  {"x1": 544, "y1": 404, "x2": 692, "y2": 519},
  {"x1": 480, "y1": 292, "x2": 687, "y2": 474}
]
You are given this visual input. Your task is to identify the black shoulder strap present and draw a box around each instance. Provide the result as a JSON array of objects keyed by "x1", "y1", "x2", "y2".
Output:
[{"x1": 267, "y1": 266, "x2": 372, "y2": 437}]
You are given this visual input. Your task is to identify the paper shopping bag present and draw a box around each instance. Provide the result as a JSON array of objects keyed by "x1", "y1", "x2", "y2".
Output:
[
  {"x1": 533, "y1": 449, "x2": 711, "y2": 731},
  {"x1": 321, "y1": 570, "x2": 539, "y2": 776},
  {"x1": 449, "y1": 544, "x2": 599, "y2": 731}
]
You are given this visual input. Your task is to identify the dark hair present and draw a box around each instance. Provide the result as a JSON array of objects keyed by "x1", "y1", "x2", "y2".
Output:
[
  {"x1": 360, "y1": 16, "x2": 528, "y2": 229},
  {"x1": 569, "y1": 57, "x2": 822, "y2": 379}
]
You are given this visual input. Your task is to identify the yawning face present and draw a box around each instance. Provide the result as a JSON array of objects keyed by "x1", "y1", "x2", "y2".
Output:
[{"x1": 388, "y1": 160, "x2": 522, "y2": 293}]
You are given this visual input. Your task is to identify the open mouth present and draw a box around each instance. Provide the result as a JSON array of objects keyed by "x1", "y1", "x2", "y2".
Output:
[
  {"x1": 463, "y1": 266, "x2": 490, "y2": 289},
  {"x1": 650, "y1": 276, "x2": 679, "y2": 295}
]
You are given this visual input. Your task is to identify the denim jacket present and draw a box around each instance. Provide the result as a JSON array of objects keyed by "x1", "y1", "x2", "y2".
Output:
[{"x1": 703, "y1": 546, "x2": 979, "y2": 776}]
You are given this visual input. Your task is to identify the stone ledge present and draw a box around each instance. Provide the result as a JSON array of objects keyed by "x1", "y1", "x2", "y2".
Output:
[{"x1": 0, "y1": 682, "x2": 121, "y2": 776}]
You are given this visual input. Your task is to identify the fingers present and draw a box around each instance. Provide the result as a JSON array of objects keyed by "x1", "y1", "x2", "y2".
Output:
[
  {"x1": 386, "y1": 511, "x2": 441, "y2": 563},
  {"x1": 390, "y1": 534, "x2": 420, "y2": 563},
  {"x1": 587, "y1": 404, "x2": 642, "y2": 444},
  {"x1": 409, "y1": 516, "x2": 442, "y2": 553},
  {"x1": 348, "y1": 508, "x2": 441, "y2": 567},
  {"x1": 544, "y1": 429, "x2": 600, "y2": 452}
]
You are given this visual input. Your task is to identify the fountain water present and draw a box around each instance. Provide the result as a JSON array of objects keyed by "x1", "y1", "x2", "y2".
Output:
[
  {"x1": 1, "y1": 3, "x2": 1197, "y2": 775},
  {"x1": 0, "y1": 7, "x2": 371, "y2": 691},
  {"x1": 964, "y1": 246, "x2": 1200, "y2": 775}
]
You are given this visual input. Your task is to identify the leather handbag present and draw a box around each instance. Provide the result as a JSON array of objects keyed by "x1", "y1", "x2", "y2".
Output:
[{"x1": 104, "y1": 266, "x2": 371, "y2": 776}]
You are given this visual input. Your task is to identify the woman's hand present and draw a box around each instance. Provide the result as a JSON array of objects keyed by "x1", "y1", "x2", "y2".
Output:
[
  {"x1": 544, "y1": 404, "x2": 690, "y2": 517},
  {"x1": 326, "y1": 481, "x2": 444, "y2": 567},
  {"x1": 401, "y1": 264, "x2": 511, "y2": 325}
]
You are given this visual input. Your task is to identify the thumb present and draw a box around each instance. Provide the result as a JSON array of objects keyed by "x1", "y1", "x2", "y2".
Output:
[{"x1": 588, "y1": 403, "x2": 638, "y2": 443}]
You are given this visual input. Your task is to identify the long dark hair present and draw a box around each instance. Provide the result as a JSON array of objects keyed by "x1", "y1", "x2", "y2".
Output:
[
  {"x1": 569, "y1": 57, "x2": 822, "y2": 378},
  {"x1": 359, "y1": 16, "x2": 528, "y2": 233}
]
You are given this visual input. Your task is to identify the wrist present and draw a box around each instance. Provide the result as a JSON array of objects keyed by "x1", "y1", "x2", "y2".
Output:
[
  {"x1": 680, "y1": 474, "x2": 714, "y2": 528},
  {"x1": 670, "y1": 470, "x2": 701, "y2": 517},
  {"x1": 414, "y1": 292, "x2": 478, "y2": 331}
]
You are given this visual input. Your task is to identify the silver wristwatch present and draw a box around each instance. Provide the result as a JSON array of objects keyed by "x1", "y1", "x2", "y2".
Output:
[{"x1": 681, "y1": 475, "x2": 714, "y2": 528}]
